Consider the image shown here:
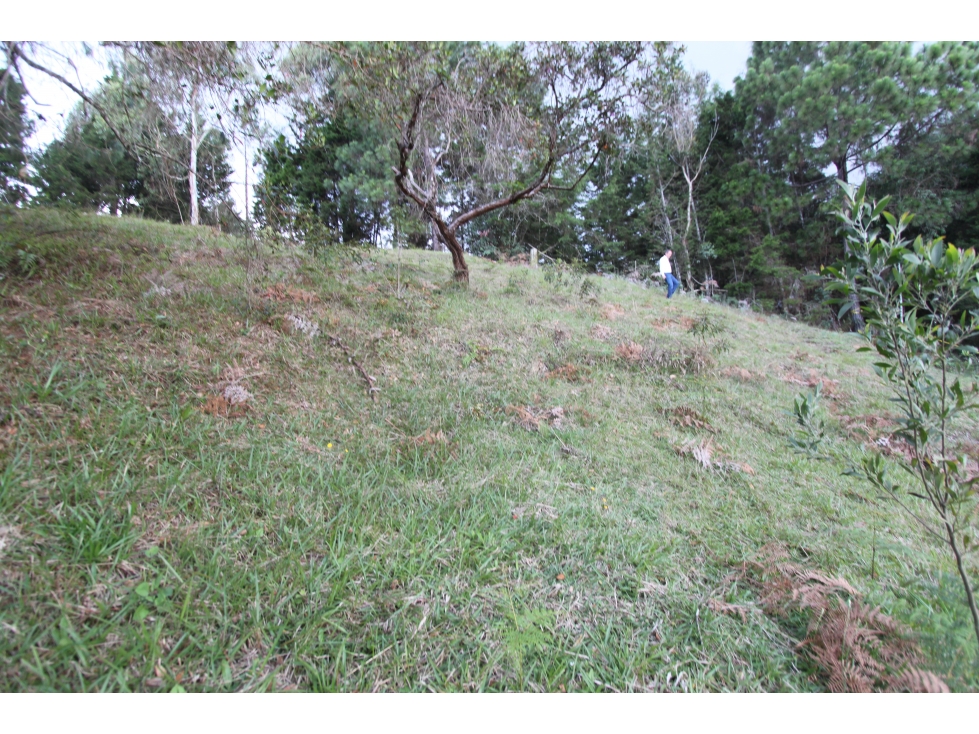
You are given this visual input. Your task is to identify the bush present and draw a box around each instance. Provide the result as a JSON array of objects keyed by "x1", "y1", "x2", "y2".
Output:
[{"x1": 825, "y1": 180, "x2": 979, "y2": 652}]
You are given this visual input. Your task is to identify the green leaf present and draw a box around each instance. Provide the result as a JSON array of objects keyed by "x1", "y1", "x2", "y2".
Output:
[
  {"x1": 134, "y1": 606, "x2": 150, "y2": 622},
  {"x1": 134, "y1": 582, "x2": 151, "y2": 598}
]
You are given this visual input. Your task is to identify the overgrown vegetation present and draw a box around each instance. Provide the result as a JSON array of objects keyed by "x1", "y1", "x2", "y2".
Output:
[{"x1": 2, "y1": 207, "x2": 977, "y2": 691}]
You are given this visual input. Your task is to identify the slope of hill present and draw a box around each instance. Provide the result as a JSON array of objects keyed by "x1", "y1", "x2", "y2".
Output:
[{"x1": 1, "y1": 207, "x2": 977, "y2": 691}]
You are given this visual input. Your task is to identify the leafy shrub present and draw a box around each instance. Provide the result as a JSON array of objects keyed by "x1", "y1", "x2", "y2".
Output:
[{"x1": 825, "y1": 180, "x2": 979, "y2": 651}]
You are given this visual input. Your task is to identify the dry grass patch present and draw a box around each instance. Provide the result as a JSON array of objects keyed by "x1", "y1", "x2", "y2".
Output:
[
  {"x1": 614, "y1": 341, "x2": 644, "y2": 363},
  {"x1": 720, "y1": 366, "x2": 757, "y2": 382},
  {"x1": 600, "y1": 303, "x2": 625, "y2": 320},
  {"x1": 731, "y1": 544, "x2": 949, "y2": 693},
  {"x1": 260, "y1": 283, "x2": 321, "y2": 304},
  {"x1": 590, "y1": 324, "x2": 614, "y2": 341},
  {"x1": 505, "y1": 405, "x2": 566, "y2": 431},
  {"x1": 673, "y1": 438, "x2": 754, "y2": 474},
  {"x1": 545, "y1": 363, "x2": 585, "y2": 382},
  {"x1": 780, "y1": 368, "x2": 842, "y2": 398},
  {"x1": 665, "y1": 406, "x2": 716, "y2": 434},
  {"x1": 651, "y1": 315, "x2": 696, "y2": 331}
]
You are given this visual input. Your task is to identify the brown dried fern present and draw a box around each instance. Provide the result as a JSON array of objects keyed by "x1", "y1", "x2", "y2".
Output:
[{"x1": 735, "y1": 543, "x2": 948, "y2": 692}]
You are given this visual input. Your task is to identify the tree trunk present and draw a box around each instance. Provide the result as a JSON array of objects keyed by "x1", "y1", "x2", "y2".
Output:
[
  {"x1": 946, "y1": 522, "x2": 979, "y2": 653},
  {"x1": 692, "y1": 196, "x2": 702, "y2": 245},
  {"x1": 681, "y1": 166, "x2": 696, "y2": 292},
  {"x1": 656, "y1": 180, "x2": 675, "y2": 251},
  {"x1": 436, "y1": 220, "x2": 469, "y2": 283},
  {"x1": 188, "y1": 87, "x2": 200, "y2": 226}
]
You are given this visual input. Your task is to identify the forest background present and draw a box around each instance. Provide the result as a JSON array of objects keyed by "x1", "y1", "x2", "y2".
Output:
[{"x1": 5, "y1": 32, "x2": 979, "y2": 330}]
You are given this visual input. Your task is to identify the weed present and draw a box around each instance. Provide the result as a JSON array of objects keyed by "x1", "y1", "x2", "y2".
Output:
[
  {"x1": 503, "y1": 273, "x2": 524, "y2": 296},
  {"x1": 789, "y1": 384, "x2": 828, "y2": 458},
  {"x1": 689, "y1": 311, "x2": 727, "y2": 345}
]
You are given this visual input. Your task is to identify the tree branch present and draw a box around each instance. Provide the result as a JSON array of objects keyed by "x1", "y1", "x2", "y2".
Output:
[
  {"x1": 449, "y1": 155, "x2": 555, "y2": 230},
  {"x1": 12, "y1": 44, "x2": 143, "y2": 163}
]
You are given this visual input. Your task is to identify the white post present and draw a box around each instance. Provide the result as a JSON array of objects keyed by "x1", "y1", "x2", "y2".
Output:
[{"x1": 529, "y1": 247, "x2": 538, "y2": 268}]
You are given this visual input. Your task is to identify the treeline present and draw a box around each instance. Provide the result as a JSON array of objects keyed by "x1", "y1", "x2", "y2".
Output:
[{"x1": 3, "y1": 42, "x2": 979, "y2": 326}]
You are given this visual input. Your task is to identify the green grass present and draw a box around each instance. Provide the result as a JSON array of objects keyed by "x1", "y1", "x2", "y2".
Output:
[{"x1": 1, "y1": 205, "x2": 978, "y2": 691}]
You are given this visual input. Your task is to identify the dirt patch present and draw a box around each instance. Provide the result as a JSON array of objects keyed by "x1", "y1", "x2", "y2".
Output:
[
  {"x1": 200, "y1": 391, "x2": 250, "y2": 418},
  {"x1": 0, "y1": 423, "x2": 18, "y2": 451}
]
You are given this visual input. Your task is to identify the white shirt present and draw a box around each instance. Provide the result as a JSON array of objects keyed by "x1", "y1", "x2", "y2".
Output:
[{"x1": 658, "y1": 254, "x2": 672, "y2": 276}]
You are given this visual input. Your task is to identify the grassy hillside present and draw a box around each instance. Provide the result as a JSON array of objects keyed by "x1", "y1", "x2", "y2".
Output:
[{"x1": 1, "y1": 206, "x2": 977, "y2": 691}]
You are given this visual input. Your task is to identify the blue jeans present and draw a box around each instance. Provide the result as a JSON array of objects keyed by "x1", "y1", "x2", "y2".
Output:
[{"x1": 664, "y1": 273, "x2": 679, "y2": 298}]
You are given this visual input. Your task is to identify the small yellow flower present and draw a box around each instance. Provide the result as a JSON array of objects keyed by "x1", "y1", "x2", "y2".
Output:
[
  {"x1": 591, "y1": 487, "x2": 596, "y2": 492},
  {"x1": 327, "y1": 442, "x2": 333, "y2": 449}
]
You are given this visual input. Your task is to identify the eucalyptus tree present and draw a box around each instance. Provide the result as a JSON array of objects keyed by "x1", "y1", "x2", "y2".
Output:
[
  {"x1": 105, "y1": 42, "x2": 251, "y2": 225},
  {"x1": 658, "y1": 66, "x2": 717, "y2": 291},
  {"x1": 334, "y1": 42, "x2": 661, "y2": 283},
  {"x1": 32, "y1": 72, "x2": 234, "y2": 224}
]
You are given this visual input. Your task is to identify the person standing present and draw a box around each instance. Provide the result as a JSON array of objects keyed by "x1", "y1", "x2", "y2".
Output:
[{"x1": 658, "y1": 249, "x2": 679, "y2": 299}]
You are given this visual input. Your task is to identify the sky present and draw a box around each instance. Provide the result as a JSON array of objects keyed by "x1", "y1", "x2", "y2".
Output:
[{"x1": 682, "y1": 42, "x2": 753, "y2": 91}]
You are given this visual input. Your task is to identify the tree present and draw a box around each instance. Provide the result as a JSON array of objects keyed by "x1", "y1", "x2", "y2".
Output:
[
  {"x1": 827, "y1": 181, "x2": 979, "y2": 652},
  {"x1": 336, "y1": 42, "x2": 657, "y2": 283},
  {"x1": 255, "y1": 108, "x2": 392, "y2": 244},
  {"x1": 870, "y1": 43, "x2": 979, "y2": 243},
  {"x1": 694, "y1": 42, "x2": 979, "y2": 322},
  {"x1": 33, "y1": 102, "x2": 142, "y2": 214},
  {"x1": 2, "y1": 42, "x2": 244, "y2": 226},
  {"x1": 109, "y1": 42, "x2": 249, "y2": 226},
  {"x1": 0, "y1": 67, "x2": 33, "y2": 205},
  {"x1": 660, "y1": 67, "x2": 717, "y2": 291},
  {"x1": 32, "y1": 73, "x2": 235, "y2": 225}
]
